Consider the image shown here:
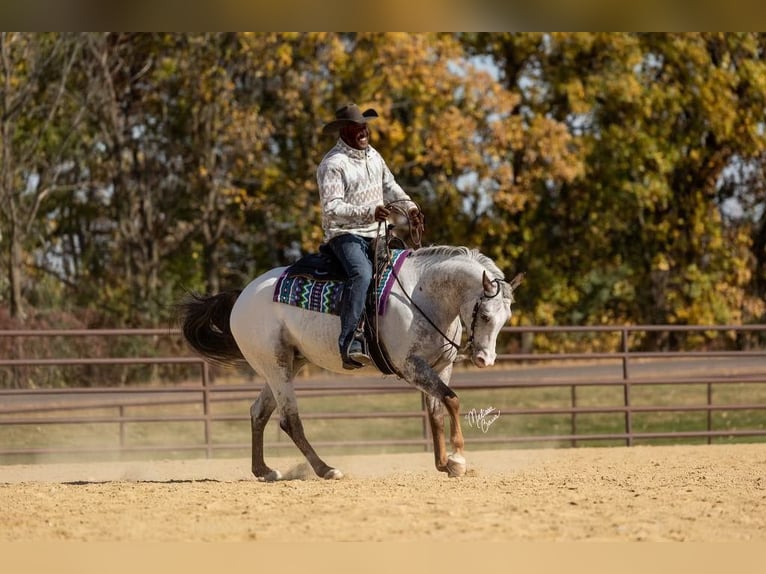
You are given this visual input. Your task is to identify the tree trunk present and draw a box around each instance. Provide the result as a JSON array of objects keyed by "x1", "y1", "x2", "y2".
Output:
[
  {"x1": 8, "y1": 220, "x2": 25, "y2": 321},
  {"x1": 204, "y1": 241, "x2": 220, "y2": 295}
]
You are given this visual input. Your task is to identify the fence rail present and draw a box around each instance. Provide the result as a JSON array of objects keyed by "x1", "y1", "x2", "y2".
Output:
[{"x1": 1, "y1": 324, "x2": 765, "y2": 463}]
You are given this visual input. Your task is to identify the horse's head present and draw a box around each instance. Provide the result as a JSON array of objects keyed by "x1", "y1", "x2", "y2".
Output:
[{"x1": 463, "y1": 271, "x2": 524, "y2": 368}]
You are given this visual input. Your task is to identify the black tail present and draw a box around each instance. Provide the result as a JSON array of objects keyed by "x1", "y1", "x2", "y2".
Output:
[{"x1": 178, "y1": 290, "x2": 247, "y2": 368}]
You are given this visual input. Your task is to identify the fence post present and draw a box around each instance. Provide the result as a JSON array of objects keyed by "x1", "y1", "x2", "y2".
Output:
[
  {"x1": 570, "y1": 385, "x2": 577, "y2": 447},
  {"x1": 202, "y1": 361, "x2": 212, "y2": 458},
  {"x1": 707, "y1": 382, "x2": 713, "y2": 445},
  {"x1": 622, "y1": 328, "x2": 633, "y2": 446},
  {"x1": 119, "y1": 404, "x2": 126, "y2": 450}
]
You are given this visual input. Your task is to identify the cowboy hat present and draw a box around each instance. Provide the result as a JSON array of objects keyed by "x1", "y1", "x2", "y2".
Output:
[{"x1": 322, "y1": 103, "x2": 379, "y2": 135}]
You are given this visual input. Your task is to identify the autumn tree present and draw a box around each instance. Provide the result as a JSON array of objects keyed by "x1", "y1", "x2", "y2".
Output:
[
  {"x1": 49, "y1": 33, "x2": 266, "y2": 322},
  {"x1": 308, "y1": 32, "x2": 581, "y2": 287},
  {"x1": 463, "y1": 32, "x2": 766, "y2": 335},
  {"x1": 4, "y1": 32, "x2": 766, "y2": 338},
  {"x1": 0, "y1": 33, "x2": 87, "y2": 320}
]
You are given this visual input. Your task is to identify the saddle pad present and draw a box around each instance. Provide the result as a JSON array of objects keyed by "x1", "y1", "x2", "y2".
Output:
[{"x1": 273, "y1": 249, "x2": 410, "y2": 316}]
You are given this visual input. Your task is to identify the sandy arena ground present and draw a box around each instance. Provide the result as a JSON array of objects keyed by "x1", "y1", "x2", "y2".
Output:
[{"x1": 1, "y1": 444, "x2": 765, "y2": 542}]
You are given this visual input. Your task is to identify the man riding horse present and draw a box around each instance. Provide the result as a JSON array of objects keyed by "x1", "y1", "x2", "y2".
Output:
[{"x1": 317, "y1": 103, "x2": 424, "y2": 370}]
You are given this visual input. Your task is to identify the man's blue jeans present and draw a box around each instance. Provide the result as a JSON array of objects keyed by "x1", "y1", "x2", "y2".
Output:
[{"x1": 327, "y1": 233, "x2": 374, "y2": 356}]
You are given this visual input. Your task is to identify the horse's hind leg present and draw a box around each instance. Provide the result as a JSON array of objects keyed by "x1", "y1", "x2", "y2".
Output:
[
  {"x1": 250, "y1": 385, "x2": 280, "y2": 481},
  {"x1": 280, "y1": 415, "x2": 343, "y2": 480},
  {"x1": 275, "y1": 381, "x2": 343, "y2": 480}
]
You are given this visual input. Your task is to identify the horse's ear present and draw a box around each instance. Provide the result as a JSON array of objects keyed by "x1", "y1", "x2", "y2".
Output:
[{"x1": 508, "y1": 272, "x2": 525, "y2": 291}]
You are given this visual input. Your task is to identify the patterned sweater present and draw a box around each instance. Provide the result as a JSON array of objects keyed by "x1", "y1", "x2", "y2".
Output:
[{"x1": 317, "y1": 139, "x2": 415, "y2": 242}]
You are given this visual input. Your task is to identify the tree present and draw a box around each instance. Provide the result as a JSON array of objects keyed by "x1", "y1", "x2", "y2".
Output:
[
  {"x1": 462, "y1": 33, "x2": 766, "y2": 335},
  {"x1": 6, "y1": 32, "x2": 765, "y2": 337},
  {"x1": 60, "y1": 33, "x2": 266, "y2": 322},
  {"x1": 0, "y1": 33, "x2": 86, "y2": 320}
]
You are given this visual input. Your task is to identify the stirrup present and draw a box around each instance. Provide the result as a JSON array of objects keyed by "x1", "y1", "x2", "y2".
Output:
[
  {"x1": 348, "y1": 340, "x2": 371, "y2": 364},
  {"x1": 342, "y1": 339, "x2": 369, "y2": 370}
]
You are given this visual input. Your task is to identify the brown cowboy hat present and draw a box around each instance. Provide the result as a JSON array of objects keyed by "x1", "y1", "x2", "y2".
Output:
[{"x1": 322, "y1": 103, "x2": 379, "y2": 135}]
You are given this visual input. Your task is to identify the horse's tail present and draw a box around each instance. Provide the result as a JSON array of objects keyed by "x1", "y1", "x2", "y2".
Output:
[{"x1": 178, "y1": 290, "x2": 248, "y2": 368}]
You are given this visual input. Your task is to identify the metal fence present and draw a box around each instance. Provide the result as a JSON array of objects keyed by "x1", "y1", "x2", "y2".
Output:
[{"x1": 1, "y1": 324, "x2": 765, "y2": 464}]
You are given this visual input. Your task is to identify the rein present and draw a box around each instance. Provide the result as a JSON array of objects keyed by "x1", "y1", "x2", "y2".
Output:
[
  {"x1": 383, "y1": 199, "x2": 424, "y2": 251},
  {"x1": 371, "y1": 199, "x2": 424, "y2": 342}
]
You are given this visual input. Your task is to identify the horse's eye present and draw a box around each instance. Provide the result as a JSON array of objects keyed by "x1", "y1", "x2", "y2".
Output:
[{"x1": 480, "y1": 312, "x2": 491, "y2": 322}]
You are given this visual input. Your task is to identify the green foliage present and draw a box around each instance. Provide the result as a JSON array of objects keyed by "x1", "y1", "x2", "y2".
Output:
[
  {"x1": 463, "y1": 32, "x2": 766, "y2": 332},
  {"x1": 1, "y1": 33, "x2": 765, "y2": 338}
]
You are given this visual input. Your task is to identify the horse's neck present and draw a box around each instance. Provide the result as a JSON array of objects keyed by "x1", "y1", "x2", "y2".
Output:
[{"x1": 417, "y1": 258, "x2": 480, "y2": 319}]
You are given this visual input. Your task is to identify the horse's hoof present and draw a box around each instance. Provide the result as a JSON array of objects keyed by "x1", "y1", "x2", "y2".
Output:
[
  {"x1": 323, "y1": 468, "x2": 344, "y2": 480},
  {"x1": 257, "y1": 469, "x2": 283, "y2": 482},
  {"x1": 446, "y1": 454, "x2": 467, "y2": 478}
]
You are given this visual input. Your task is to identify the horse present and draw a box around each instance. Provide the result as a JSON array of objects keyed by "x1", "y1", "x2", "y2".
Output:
[{"x1": 180, "y1": 244, "x2": 523, "y2": 481}]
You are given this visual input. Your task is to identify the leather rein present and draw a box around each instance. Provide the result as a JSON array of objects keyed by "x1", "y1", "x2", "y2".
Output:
[{"x1": 382, "y1": 199, "x2": 424, "y2": 251}]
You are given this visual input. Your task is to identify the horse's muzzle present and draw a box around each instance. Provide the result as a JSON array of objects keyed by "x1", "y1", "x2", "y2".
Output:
[{"x1": 472, "y1": 351, "x2": 495, "y2": 368}]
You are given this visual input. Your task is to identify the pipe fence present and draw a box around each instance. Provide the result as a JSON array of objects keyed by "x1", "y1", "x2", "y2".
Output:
[{"x1": 1, "y1": 325, "x2": 765, "y2": 463}]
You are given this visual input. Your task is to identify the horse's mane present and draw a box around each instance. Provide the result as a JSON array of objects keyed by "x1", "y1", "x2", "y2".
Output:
[{"x1": 410, "y1": 245, "x2": 512, "y2": 299}]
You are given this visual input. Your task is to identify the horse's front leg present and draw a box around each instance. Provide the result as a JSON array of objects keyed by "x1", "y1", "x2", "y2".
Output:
[
  {"x1": 424, "y1": 393, "x2": 448, "y2": 472},
  {"x1": 442, "y1": 390, "x2": 467, "y2": 477},
  {"x1": 424, "y1": 362, "x2": 456, "y2": 474},
  {"x1": 406, "y1": 357, "x2": 466, "y2": 477}
]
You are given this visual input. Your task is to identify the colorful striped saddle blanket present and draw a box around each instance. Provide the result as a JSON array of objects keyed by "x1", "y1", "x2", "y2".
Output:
[{"x1": 273, "y1": 248, "x2": 410, "y2": 316}]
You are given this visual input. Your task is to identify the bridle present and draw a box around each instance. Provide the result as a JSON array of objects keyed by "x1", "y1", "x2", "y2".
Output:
[
  {"x1": 451, "y1": 277, "x2": 506, "y2": 359},
  {"x1": 390, "y1": 267, "x2": 508, "y2": 359},
  {"x1": 370, "y1": 202, "x2": 514, "y2": 363},
  {"x1": 463, "y1": 277, "x2": 504, "y2": 355}
]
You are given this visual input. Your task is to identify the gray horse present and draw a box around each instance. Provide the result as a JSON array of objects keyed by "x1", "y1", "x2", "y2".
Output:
[{"x1": 180, "y1": 245, "x2": 523, "y2": 480}]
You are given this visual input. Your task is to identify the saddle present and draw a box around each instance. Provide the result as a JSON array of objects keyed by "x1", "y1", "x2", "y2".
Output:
[{"x1": 273, "y1": 246, "x2": 411, "y2": 375}]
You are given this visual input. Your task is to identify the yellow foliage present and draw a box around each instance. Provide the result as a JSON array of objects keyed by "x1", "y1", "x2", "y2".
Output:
[{"x1": 3, "y1": 32, "x2": 766, "y2": 330}]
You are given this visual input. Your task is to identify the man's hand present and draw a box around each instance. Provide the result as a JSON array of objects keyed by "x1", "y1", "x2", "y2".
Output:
[
  {"x1": 374, "y1": 205, "x2": 391, "y2": 222},
  {"x1": 408, "y1": 207, "x2": 424, "y2": 227}
]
